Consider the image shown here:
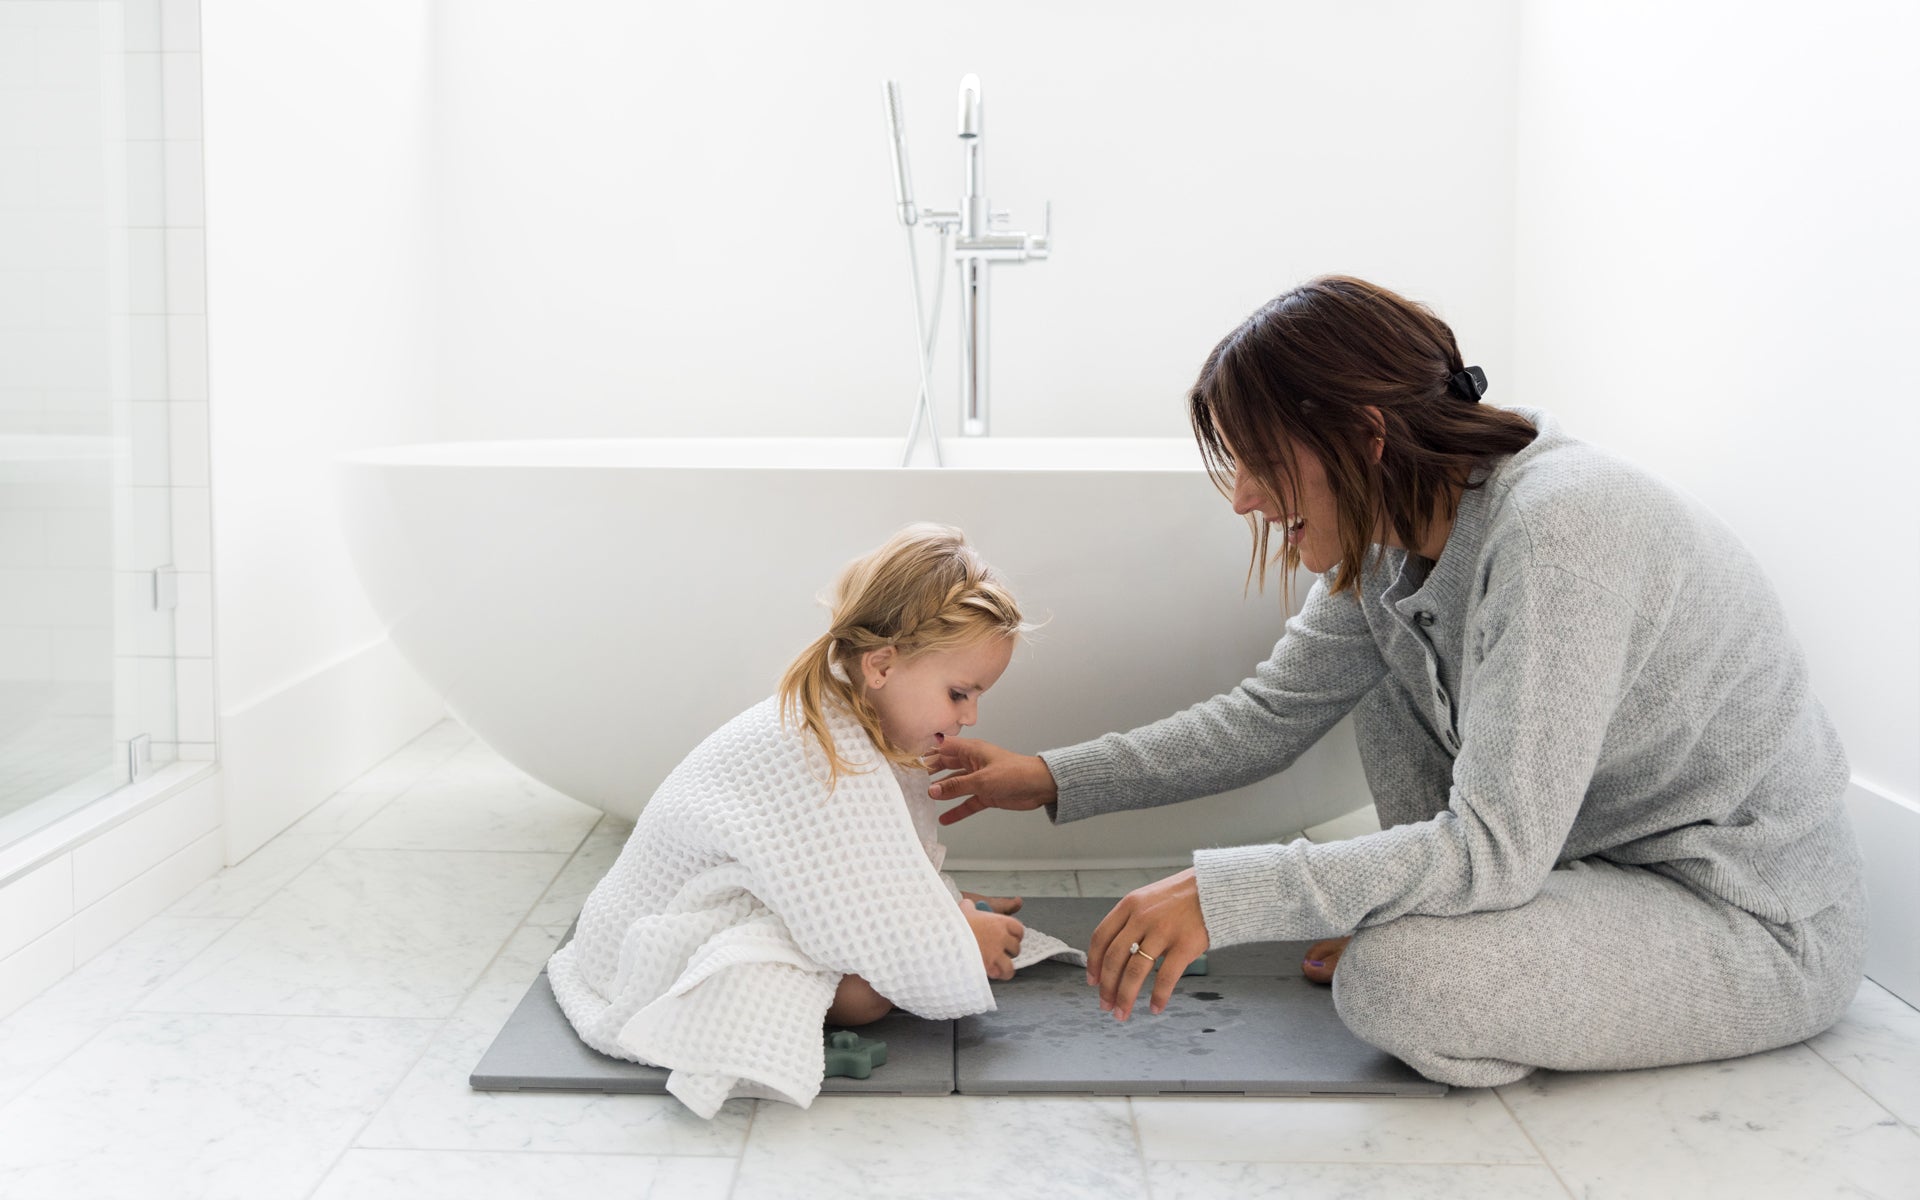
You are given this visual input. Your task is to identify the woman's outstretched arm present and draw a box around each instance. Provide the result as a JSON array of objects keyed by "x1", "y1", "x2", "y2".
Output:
[{"x1": 1037, "y1": 572, "x2": 1387, "y2": 824}]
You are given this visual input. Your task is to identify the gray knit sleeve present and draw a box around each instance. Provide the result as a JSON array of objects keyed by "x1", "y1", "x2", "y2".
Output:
[
  {"x1": 1037, "y1": 572, "x2": 1387, "y2": 824},
  {"x1": 1192, "y1": 562, "x2": 1643, "y2": 946}
]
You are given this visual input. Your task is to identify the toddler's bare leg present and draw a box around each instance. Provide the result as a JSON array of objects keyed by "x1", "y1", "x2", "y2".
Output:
[{"x1": 826, "y1": 973, "x2": 894, "y2": 1026}]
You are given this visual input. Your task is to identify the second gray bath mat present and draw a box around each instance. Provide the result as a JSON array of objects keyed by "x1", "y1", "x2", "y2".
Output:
[{"x1": 955, "y1": 898, "x2": 1441, "y2": 1097}]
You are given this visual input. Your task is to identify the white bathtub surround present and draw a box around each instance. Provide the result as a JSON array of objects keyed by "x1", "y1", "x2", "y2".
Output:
[
  {"x1": 338, "y1": 437, "x2": 1369, "y2": 866},
  {"x1": 0, "y1": 722, "x2": 1914, "y2": 1198},
  {"x1": 0, "y1": 762, "x2": 220, "y2": 1022}
]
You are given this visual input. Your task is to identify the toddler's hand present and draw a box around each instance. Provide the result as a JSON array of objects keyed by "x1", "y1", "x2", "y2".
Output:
[
  {"x1": 960, "y1": 890, "x2": 1024, "y2": 916},
  {"x1": 960, "y1": 897, "x2": 1025, "y2": 980}
]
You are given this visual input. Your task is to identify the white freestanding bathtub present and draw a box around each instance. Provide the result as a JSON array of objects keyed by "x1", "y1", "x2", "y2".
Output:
[{"x1": 337, "y1": 437, "x2": 1367, "y2": 867}]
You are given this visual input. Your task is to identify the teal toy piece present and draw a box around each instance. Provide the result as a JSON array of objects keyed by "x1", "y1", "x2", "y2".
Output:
[
  {"x1": 974, "y1": 900, "x2": 993, "y2": 911},
  {"x1": 823, "y1": 1029, "x2": 889, "y2": 1079}
]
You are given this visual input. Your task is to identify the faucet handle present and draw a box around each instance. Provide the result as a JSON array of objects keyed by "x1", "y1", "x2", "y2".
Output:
[{"x1": 1025, "y1": 200, "x2": 1052, "y2": 259}]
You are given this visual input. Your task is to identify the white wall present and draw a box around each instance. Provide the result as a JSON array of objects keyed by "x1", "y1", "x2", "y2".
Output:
[
  {"x1": 1514, "y1": 1, "x2": 1920, "y2": 998},
  {"x1": 193, "y1": 0, "x2": 1917, "y2": 993},
  {"x1": 431, "y1": 0, "x2": 1522, "y2": 441},
  {"x1": 201, "y1": 0, "x2": 445, "y2": 859}
]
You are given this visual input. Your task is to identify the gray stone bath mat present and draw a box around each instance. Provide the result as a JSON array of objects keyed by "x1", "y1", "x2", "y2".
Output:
[
  {"x1": 470, "y1": 897, "x2": 1443, "y2": 1098},
  {"x1": 469, "y1": 968, "x2": 958, "y2": 1095}
]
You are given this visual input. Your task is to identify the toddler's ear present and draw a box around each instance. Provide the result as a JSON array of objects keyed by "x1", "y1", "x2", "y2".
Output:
[{"x1": 861, "y1": 645, "x2": 899, "y2": 688}]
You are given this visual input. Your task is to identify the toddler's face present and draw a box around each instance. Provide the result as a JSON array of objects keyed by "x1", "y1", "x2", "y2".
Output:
[{"x1": 860, "y1": 635, "x2": 1014, "y2": 757}]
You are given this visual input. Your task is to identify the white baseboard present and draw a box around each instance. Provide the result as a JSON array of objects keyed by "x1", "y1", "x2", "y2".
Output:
[
  {"x1": 1847, "y1": 777, "x2": 1919, "y2": 1009},
  {"x1": 221, "y1": 637, "x2": 447, "y2": 862}
]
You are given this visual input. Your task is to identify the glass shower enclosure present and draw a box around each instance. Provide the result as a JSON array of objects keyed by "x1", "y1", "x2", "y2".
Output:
[{"x1": 0, "y1": 2, "x2": 190, "y2": 849}]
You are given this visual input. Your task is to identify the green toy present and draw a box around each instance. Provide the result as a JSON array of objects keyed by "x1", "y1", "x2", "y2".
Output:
[
  {"x1": 973, "y1": 900, "x2": 994, "y2": 911},
  {"x1": 823, "y1": 1029, "x2": 889, "y2": 1079}
]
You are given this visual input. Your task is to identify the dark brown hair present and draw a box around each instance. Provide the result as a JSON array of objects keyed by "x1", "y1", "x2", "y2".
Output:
[{"x1": 1189, "y1": 275, "x2": 1538, "y2": 604}]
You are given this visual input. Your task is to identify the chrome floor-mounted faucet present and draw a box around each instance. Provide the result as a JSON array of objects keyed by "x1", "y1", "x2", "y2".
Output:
[{"x1": 884, "y1": 74, "x2": 1050, "y2": 452}]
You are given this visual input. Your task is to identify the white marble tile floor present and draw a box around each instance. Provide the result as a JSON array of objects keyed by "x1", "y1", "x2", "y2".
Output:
[{"x1": 1, "y1": 719, "x2": 1915, "y2": 1199}]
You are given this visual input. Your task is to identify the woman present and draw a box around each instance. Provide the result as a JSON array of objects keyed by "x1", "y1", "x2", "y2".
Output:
[{"x1": 923, "y1": 276, "x2": 1867, "y2": 1088}]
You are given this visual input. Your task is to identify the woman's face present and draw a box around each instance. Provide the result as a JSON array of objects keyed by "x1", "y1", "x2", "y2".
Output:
[
  {"x1": 1229, "y1": 442, "x2": 1342, "y2": 574},
  {"x1": 860, "y1": 635, "x2": 1015, "y2": 757}
]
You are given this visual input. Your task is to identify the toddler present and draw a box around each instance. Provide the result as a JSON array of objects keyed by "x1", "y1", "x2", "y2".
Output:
[{"x1": 547, "y1": 523, "x2": 1082, "y2": 1118}]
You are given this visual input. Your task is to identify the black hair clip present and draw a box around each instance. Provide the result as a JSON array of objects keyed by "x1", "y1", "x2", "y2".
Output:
[{"x1": 1448, "y1": 365, "x2": 1487, "y2": 402}]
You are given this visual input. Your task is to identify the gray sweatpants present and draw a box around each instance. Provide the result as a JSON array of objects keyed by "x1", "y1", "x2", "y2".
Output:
[
  {"x1": 1331, "y1": 855, "x2": 1869, "y2": 1088},
  {"x1": 1335, "y1": 686, "x2": 1870, "y2": 1088}
]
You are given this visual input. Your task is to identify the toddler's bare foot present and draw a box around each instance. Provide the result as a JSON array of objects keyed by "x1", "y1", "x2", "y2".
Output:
[
  {"x1": 1302, "y1": 936, "x2": 1351, "y2": 985},
  {"x1": 827, "y1": 973, "x2": 893, "y2": 1026}
]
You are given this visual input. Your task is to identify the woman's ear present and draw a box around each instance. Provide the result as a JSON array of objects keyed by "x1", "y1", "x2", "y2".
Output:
[
  {"x1": 861, "y1": 646, "x2": 896, "y2": 689},
  {"x1": 1362, "y1": 405, "x2": 1385, "y2": 464}
]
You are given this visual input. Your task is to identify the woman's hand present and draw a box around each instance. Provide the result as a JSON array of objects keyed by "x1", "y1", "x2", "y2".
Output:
[
  {"x1": 1086, "y1": 868, "x2": 1210, "y2": 1021},
  {"x1": 961, "y1": 897, "x2": 1025, "y2": 980},
  {"x1": 922, "y1": 735, "x2": 1059, "y2": 825}
]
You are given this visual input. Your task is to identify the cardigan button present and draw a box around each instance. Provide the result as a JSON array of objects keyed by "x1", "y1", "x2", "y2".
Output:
[{"x1": 1415, "y1": 611, "x2": 1436, "y2": 627}]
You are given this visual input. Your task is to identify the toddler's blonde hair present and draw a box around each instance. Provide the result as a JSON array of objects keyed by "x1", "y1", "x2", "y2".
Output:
[{"x1": 778, "y1": 523, "x2": 1027, "y2": 790}]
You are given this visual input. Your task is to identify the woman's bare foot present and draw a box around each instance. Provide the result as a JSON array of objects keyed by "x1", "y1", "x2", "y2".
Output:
[{"x1": 1301, "y1": 936, "x2": 1351, "y2": 985}]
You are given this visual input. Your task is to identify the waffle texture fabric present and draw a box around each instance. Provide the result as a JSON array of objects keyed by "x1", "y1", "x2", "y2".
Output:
[
  {"x1": 549, "y1": 694, "x2": 1082, "y2": 1119},
  {"x1": 1037, "y1": 405, "x2": 1867, "y2": 1081}
]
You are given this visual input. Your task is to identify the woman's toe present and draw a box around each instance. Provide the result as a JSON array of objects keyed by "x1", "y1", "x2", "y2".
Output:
[{"x1": 1301, "y1": 936, "x2": 1352, "y2": 985}]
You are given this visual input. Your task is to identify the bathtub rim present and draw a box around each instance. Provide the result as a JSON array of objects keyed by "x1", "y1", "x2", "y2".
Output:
[{"x1": 339, "y1": 436, "x2": 1216, "y2": 473}]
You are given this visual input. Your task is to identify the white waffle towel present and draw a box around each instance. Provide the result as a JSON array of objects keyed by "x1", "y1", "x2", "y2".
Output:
[{"x1": 547, "y1": 694, "x2": 1083, "y2": 1118}]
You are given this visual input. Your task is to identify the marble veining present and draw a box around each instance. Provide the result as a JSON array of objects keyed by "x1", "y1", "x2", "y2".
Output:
[
  {"x1": 1808, "y1": 980, "x2": 1920, "y2": 1130},
  {"x1": 310, "y1": 1149, "x2": 736, "y2": 1199},
  {"x1": 134, "y1": 846, "x2": 567, "y2": 1018},
  {"x1": 524, "y1": 815, "x2": 635, "y2": 926},
  {"x1": 947, "y1": 868, "x2": 1083, "y2": 897},
  {"x1": 0, "y1": 915, "x2": 233, "y2": 1108},
  {"x1": 733, "y1": 1095, "x2": 1148, "y2": 1200},
  {"x1": 1130, "y1": 1092, "x2": 1541, "y2": 1164},
  {"x1": 356, "y1": 926, "x2": 754, "y2": 1156},
  {"x1": 1496, "y1": 1043, "x2": 1920, "y2": 1198},
  {"x1": 1145, "y1": 1160, "x2": 1571, "y2": 1199},
  {"x1": 0, "y1": 1012, "x2": 438, "y2": 1200}
]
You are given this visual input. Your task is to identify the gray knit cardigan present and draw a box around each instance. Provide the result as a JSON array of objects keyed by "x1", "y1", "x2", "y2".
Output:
[{"x1": 1038, "y1": 407, "x2": 1863, "y2": 946}]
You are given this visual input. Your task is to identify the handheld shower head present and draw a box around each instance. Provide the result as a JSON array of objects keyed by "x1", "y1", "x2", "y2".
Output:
[
  {"x1": 883, "y1": 80, "x2": 917, "y2": 226},
  {"x1": 957, "y1": 73, "x2": 982, "y2": 139}
]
